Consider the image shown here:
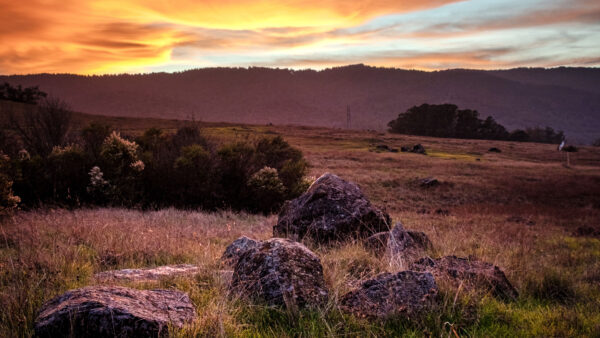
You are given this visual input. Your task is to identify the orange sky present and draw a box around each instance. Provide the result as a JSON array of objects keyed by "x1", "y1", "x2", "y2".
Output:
[{"x1": 1, "y1": 0, "x2": 599, "y2": 74}]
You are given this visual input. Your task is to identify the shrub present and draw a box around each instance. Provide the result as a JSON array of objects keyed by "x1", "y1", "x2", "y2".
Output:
[
  {"x1": 100, "y1": 132, "x2": 144, "y2": 205},
  {"x1": 247, "y1": 167, "x2": 286, "y2": 213},
  {"x1": 47, "y1": 145, "x2": 88, "y2": 205},
  {"x1": 172, "y1": 144, "x2": 215, "y2": 207},
  {"x1": 81, "y1": 123, "x2": 112, "y2": 160},
  {"x1": 0, "y1": 153, "x2": 20, "y2": 215},
  {"x1": 86, "y1": 166, "x2": 111, "y2": 205}
]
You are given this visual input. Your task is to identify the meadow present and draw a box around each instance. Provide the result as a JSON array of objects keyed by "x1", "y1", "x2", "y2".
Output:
[{"x1": 1, "y1": 118, "x2": 600, "y2": 337}]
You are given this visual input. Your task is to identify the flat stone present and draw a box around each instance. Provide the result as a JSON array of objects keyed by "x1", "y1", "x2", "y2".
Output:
[
  {"x1": 94, "y1": 264, "x2": 201, "y2": 283},
  {"x1": 34, "y1": 286, "x2": 196, "y2": 337}
]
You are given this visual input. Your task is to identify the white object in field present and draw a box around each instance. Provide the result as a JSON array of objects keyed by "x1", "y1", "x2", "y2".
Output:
[{"x1": 558, "y1": 140, "x2": 565, "y2": 151}]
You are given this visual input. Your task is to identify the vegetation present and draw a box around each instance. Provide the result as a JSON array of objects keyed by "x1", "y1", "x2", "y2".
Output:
[
  {"x1": 388, "y1": 104, "x2": 565, "y2": 144},
  {"x1": 1, "y1": 123, "x2": 599, "y2": 336}
]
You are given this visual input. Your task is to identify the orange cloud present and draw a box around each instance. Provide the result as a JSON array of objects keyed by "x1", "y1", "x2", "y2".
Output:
[{"x1": 0, "y1": 0, "x2": 462, "y2": 74}]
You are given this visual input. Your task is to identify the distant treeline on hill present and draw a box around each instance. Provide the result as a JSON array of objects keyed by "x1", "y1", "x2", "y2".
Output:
[{"x1": 388, "y1": 104, "x2": 565, "y2": 144}]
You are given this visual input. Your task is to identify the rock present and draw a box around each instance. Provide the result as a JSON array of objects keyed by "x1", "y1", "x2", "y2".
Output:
[
  {"x1": 94, "y1": 264, "x2": 201, "y2": 283},
  {"x1": 340, "y1": 271, "x2": 438, "y2": 319},
  {"x1": 365, "y1": 223, "x2": 433, "y2": 269},
  {"x1": 420, "y1": 177, "x2": 439, "y2": 188},
  {"x1": 506, "y1": 216, "x2": 535, "y2": 226},
  {"x1": 376, "y1": 144, "x2": 390, "y2": 151},
  {"x1": 562, "y1": 145, "x2": 578, "y2": 152},
  {"x1": 488, "y1": 147, "x2": 501, "y2": 153},
  {"x1": 435, "y1": 209, "x2": 450, "y2": 216},
  {"x1": 400, "y1": 146, "x2": 410, "y2": 152},
  {"x1": 411, "y1": 256, "x2": 518, "y2": 300},
  {"x1": 390, "y1": 148, "x2": 399, "y2": 153},
  {"x1": 231, "y1": 238, "x2": 328, "y2": 309},
  {"x1": 411, "y1": 144, "x2": 426, "y2": 154},
  {"x1": 273, "y1": 173, "x2": 391, "y2": 243},
  {"x1": 574, "y1": 226, "x2": 600, "y2": 238},
  {"x1": 221, "y1": 236, "x2": 260, "y2": 267},
  {"x1": 34, "y1": 286, "x2": 196, "y2": 337}
]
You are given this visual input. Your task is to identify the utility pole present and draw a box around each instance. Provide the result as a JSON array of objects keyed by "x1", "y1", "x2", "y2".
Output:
[{"x1": 346, "y1": 105, "x2": 351, "y2": 129}]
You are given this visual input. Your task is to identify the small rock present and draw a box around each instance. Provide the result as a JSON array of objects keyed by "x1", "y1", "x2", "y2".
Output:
[
  {"x1": 274, "y1": 173, "x2": 391, "y2": 244},
  {"x1": 411, "y1": 256, "x2": 518, "y2": 300},
  {"x1": 94, "y1": 264, "x2": 201, "y2": 283},
  {"x1": 35, "y1": 286, "x2": 196, "y2": 337},
  {"x1": 221, "y1": 236, "x2": 260, "y2": 267},
  {"x1": 231, "y1": 238, "x2": 328, "y2": 309},
  {"x1": 411, "y1": 144, "x2": 426, "y2": 154},
  {"x1": 435, "y1": 209, "x2": 450, "y2": 216},
  {"x1": 488, "y1": 147, "x2": 501, "y2": 153},
  {"x1": 340, "y1": 271, "x2": 438, "y2": 319},
  {"x1": 420, "y1": 177, "x2": 439, "y2": 188},
  {"x1": 574, "y1": 226, "x2": 600, "y2": 238},
  {"x1": 376, "y1": 144, "x2": 390, "y2": 151},
  {"x1": 400, "y1": 146, "x2": 410, "y2": 152}
]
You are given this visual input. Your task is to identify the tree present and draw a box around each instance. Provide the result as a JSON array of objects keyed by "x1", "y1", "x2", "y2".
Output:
[
  {"x1": 0, "y1": 82, "x2": 47, "y2": 104},
  {"x1": 9, "y1": 97, "x2": 72, "y2": 156},
  {"x1": 81, "y1": 123, "x2": 112, "y2": 161}
]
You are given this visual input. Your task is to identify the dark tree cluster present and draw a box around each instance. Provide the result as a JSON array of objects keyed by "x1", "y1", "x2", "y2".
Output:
[
  {"x1": 2, "y1": 109, "x2": 308, "y2": 213},
  {"x1": 388, "y1": 104, "x2": 565, "y2": 143},
  {"x1": 0, "y1": 82, "x2": 47, "y2": 104}
]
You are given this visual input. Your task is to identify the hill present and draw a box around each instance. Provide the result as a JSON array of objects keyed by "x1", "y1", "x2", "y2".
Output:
[{"x1": 2, "y1": 65, "x2": 599, "y2": 143}]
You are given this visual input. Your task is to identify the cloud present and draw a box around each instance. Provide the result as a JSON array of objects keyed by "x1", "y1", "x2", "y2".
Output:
[{"x1": 0, "y1": 0, "x2": 599, "y2": 74}]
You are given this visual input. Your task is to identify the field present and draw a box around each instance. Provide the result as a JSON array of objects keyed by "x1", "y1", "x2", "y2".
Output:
[{"x1": 2, "y1": 116, "x2": 600, "y2": 337}]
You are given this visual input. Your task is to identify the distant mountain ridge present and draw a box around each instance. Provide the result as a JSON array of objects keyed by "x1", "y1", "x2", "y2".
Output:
[{"x1": 2, "y1": 65, "x2": 599, "y2": 143}]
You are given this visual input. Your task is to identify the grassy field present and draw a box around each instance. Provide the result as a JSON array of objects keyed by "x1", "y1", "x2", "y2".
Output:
[{"x1": 1, "y1": 116, "x2": 600, "y2": 337}]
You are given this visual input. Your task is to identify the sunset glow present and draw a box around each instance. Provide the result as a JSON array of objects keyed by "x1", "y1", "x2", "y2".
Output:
[{"x1": 1, "y1": 0, "x2": 599, "y2": 74}]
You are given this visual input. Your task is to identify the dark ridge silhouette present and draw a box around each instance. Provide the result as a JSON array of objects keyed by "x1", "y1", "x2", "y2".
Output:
[{"x1": 1, "y1": 65, "x2": 599, "y2": 143}]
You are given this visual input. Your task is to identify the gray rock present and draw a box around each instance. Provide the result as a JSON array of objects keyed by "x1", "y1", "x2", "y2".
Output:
[
  {"x1": 274, "y1": 173, "x2": 391, "y2": 243},
  {"x1": 94, "y1": 264, "x2": 201, "y2": 283},
  {"x1": 340, "y1": 271, "x2": 438, "y2": 319},
  {"x1": 411, "y1": 256, "x2": 518, "y2": 300},
  {"x1": 34, "y1": 286, "x2": 196, "y2": 337},
  {"x1": 221, "y1": 236, "x2": 260, "y2": 267},
  {"x1": 365, "y1": 223, "x2": 433, "y2": 269},
  {"x1": 231, "y1": 238, "x2": 328, "y2": 309},
  {"x1": 420, "y1": 177, "x2": 439, "y2": 188}
]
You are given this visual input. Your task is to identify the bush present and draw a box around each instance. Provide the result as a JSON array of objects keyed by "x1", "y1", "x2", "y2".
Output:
[
  {"x1": 247, "y1": 167, "x2": 286, "y2": 213},
  {"x1": 99, "y1": 132, "x2": 144, "y2": 205},
  {"x1": 47, "y1": 145, "x2": 88, "y2": 205},
  {"x1": 0, "y1": 153, "x2": 20, "y2": 215}
]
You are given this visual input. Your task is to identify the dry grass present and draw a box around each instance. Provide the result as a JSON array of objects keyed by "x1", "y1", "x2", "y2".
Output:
[{"x1": 1, "y1": 123, "x2": 600, "y2": 337}]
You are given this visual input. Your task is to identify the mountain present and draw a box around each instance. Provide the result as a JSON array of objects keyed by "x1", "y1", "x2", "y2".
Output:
[{"x1": 2, "y1": 65, "x2": 599, "y2": 143}]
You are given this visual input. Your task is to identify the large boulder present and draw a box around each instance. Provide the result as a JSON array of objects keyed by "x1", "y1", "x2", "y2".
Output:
[
  {"x1": 410, "y1": 256, "x2": 518, "y2": 300},
  {"x1": 340, "y1": 271, "x2": 438, "y2": 319},
  {"x1": 365, "y1": 223, "x2": 433, "y2": 270},
  {"x1": 221, "y1": 236, "x2": 260, "y2": 267},
  {"x1": 231, "y1": 238, "x2": 328, "y2": 309},
  {"x1": 273, "y1": 173, "x2": 391, "y2": 243},
  {"x1": 34, "y1": 286, "x2": 196, "y2": 337}
]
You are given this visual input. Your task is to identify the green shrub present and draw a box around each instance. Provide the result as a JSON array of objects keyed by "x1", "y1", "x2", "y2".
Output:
[
  {"x1": 247, "y1": 167, "x2": 286, "y2": 213},
  {"x1": 526, "y1": 270, "x2": 576, "y2": 304},
  {"x1": 47, "y1": 145, "x2": 88, "y2": 205}
]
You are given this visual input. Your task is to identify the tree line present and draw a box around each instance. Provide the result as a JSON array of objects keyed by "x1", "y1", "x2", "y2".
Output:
[{"x1": 388, "y1": 104, "x2": 565, "y2": 144}]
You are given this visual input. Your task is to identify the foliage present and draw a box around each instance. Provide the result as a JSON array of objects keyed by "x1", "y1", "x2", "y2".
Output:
[
  {"x1": 388, "y1": 103, "x2": 565, "y2": 144},
  {"x1": 247, "y1": 167, "x2": 286, "y2": 213},
  {"x1": 0, "y1": 153, "x2": 20, "y2": 214},
  {"x1": 8, "y1": 97, "x2": 73, "y2": 156},
  {"x1": 0, "y1": 82, "x2": 47, "y2": 104}
]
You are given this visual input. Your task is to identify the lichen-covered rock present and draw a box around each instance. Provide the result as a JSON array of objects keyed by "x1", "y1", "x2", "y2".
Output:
[
  {"x1": 221, "y1": 236, "x2": 260, "y2": 267},
  {"x1": 365, "y1": 223, "x2": 433, "y2": 269},
  {"x1": 94, "y1": 264, "x2": 201, "y2": 283},
  {"x1": 34, "y1": 286, "x2": 196, "y2": 338},
  {"x1": 411, "y1": 256, "x2": 518, "y2": 300},
  {"x1": 231, "y1": 238, "x2": 328, "y2": 309},
  {"x1": 340, "y1": 271, "x2": 438, "y2": 319},
  {"x1": 273, "y1": 173, "x2": 391, "y2": 243}
]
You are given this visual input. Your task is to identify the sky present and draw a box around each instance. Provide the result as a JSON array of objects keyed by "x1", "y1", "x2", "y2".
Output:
[{"x1": 1, "y1": 0, "x2": 599, "y2": 74}]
